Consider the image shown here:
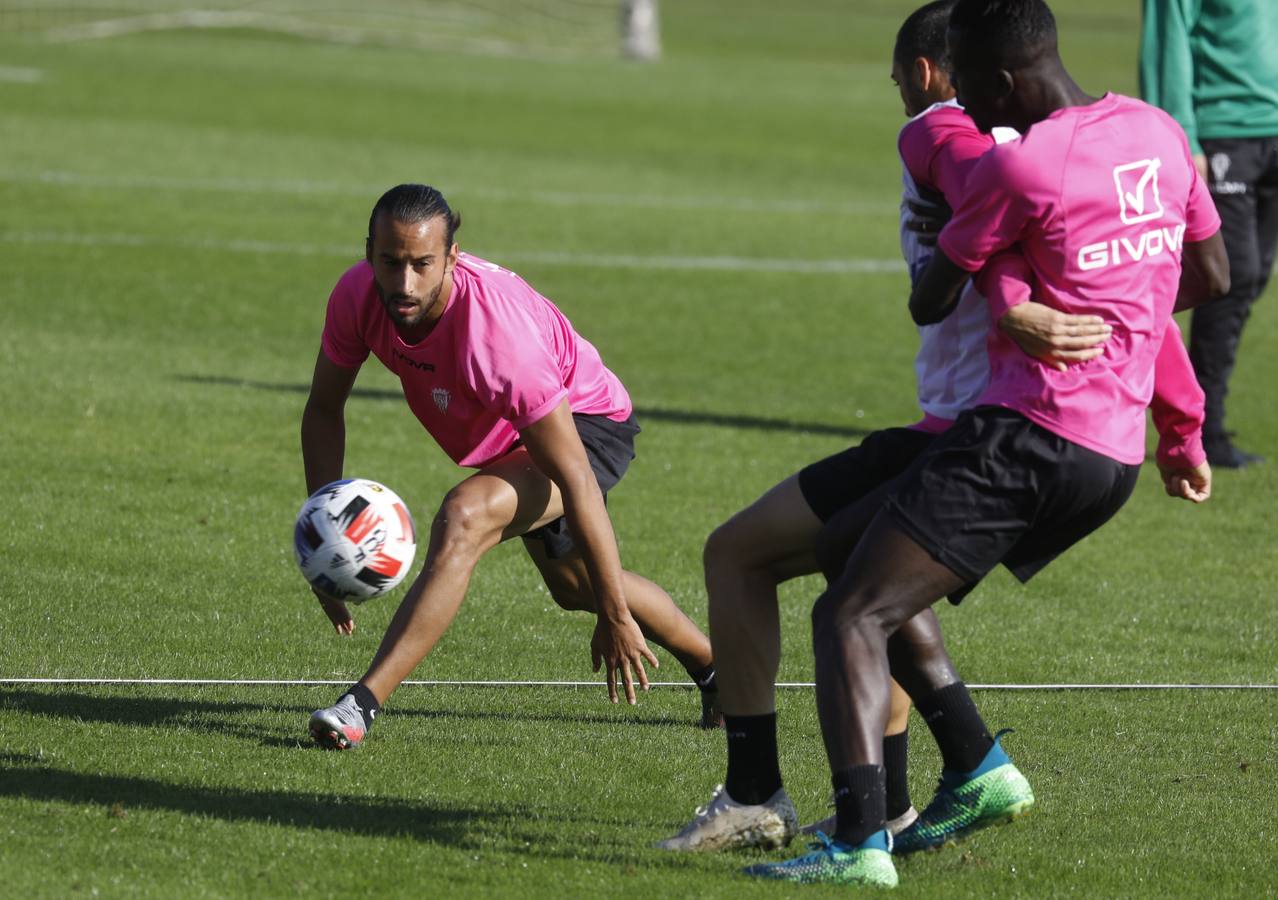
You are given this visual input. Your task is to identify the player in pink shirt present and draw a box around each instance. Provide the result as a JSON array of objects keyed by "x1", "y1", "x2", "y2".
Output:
[
  {"x1": 746, "y1": 0, "x2": 1229, "y2": 887},
  {"x1": 664, "y1": 0, "x2": 1211, "y2": 862},
  {"x1": 303, "y1": 185, "x2": 717, "y2": 749},
  {"x1": 662, "y1": 0, "x2": 1204, "y2": 861}
]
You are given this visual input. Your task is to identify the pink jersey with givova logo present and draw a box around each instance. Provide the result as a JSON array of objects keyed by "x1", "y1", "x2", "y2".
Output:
[
  {"x1": 321, "y1": 253, "x2": 632, "y2": 468},
  {"x1": 938, "y1": 93, "x2": 1220, "y2": 464}
]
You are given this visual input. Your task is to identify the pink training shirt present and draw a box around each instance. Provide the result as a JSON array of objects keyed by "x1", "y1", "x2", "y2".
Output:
[
  {"x1": 979, "y1": 252, "x2": 1206, "y2": 468},
  {"x1": 898, "y1": 101, "x2": 994, "y2": 213},
  {"x1": 897, "y1": 101, "x2": 1014, "y2": 431},
  {"x1": 939, "y1": 93, "x2": 1220, "y2": 465},
  {"x1": 321, "y1": 253, "x2": 632, "y2": 468}
]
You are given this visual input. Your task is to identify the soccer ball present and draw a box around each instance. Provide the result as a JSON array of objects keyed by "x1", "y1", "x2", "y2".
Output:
[{"x1": 293, "y1": 479, "x2": 417, "y2": 603}]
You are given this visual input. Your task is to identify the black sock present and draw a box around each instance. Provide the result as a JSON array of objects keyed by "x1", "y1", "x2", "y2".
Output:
[
  {"x1": 343, "y1": 683, "x2": 381, "y2": 732},
  {"x1": 883, "y1": 730, "x2": 912, "y2": 820},
  {"x1": 687, "y1": 663, "x2": 717, "y2": 693},
  {"x1": 723, "y1": 713, "x2": 782, "y2": 804},
  {"x1": 832, "y1": 765, "x2": 886, "y2": 847},
  {"x1": 914, "y1": 681, "x2": 992, "y2": 774}
]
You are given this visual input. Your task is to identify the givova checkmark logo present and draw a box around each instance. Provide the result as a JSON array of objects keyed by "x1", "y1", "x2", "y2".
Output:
[{"x1": 1113, "y1": 158, "x2": 1164, "y2": 225}]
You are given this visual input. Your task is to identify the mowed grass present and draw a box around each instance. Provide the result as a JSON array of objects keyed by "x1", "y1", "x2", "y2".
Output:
[{"x1": 0, "y1": 1, "x2": 1275, "y2": 897}]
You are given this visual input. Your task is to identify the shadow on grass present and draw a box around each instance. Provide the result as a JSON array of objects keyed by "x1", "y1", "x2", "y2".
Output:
[
  {"x1": 175, "y1": 373, "x2": 872, "y2": 440},
  {"x1": 0, "y1": 753, "x2": 722, "y2": 867},
  {"x1": 0, "y1": 687, "x2": 310, "y2": 726},
  {"x1": 0, "y1": 753, "x2": 517, "y2": 844},
  {"x1": 392, "y1": 701, "x2": 708, "y2": 731},
  {"x1": 0, "y1": 687, "x2": 710, "y2": 750},
  {"x1": 0, "y1": 688, "x2": 332, "y2": 749}
]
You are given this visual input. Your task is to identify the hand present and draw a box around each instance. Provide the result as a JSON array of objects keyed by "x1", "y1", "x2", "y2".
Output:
[
  {"x1": 313, "y1": 588, "x2": 355, "y2": 635},
  {"x1": 591, "y1": 614, "x2": 659, "y2": 705},
  {"x1": 904, "y1": 194, "x2": 952, "y2": 247},
  {"x1": 1193, "y1": 152, "x2": 1208, "y2": 182},
  {"x1": 1158, "y1": 460, "x2": 1211, "y2": 503},
  {"x1": 999, "y1": 302, "x2": 1112, "y2": 371}
]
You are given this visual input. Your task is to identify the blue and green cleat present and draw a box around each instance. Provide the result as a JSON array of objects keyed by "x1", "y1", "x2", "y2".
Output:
[
  {"x1": 893, "y1": 730, "x2": 1034, "y2": 855},
  {"x1": 743, "y1": 830, "x2": 898, "y2": 888}
]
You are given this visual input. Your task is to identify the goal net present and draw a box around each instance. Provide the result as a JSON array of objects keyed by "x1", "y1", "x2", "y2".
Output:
[{"x1": 0, "y1": 0, "x2": 661, "y2": 61}]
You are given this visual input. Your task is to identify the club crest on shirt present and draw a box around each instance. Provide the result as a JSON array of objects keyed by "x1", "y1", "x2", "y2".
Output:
[
  {"x1": 1112, "y1": 158, "x2": 1164, "y2": 225},
  {"x1": 432, "y1": 387, "x2": 450, "y2": 413}
]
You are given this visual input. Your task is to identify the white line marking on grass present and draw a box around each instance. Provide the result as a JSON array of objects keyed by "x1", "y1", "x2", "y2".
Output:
[
  {"x1": 0, "y1": 169, "x2": 890, "y2": 216},
  {"x1": 2, "y1": 678, "x2": 1275, "y2": 690},
  {"x1": 0, "y1": 67, "x2": 45, "y2": 84},
  {"x1": 499, "y1": 251, "x2": 905, "y2": 275},
  {"x1": 0, "y1": 230, "x2": 904, "y2": 275}
]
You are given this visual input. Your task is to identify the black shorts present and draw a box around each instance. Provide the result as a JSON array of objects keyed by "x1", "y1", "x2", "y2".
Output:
[
  {"x1": 520, "y1": 413, "x2": 641, "y2": 559},
  {"x1": 884, "y1": 406, "x2": 1140, "y2": 601},
  {"x1": 797, "y1": 427, "x2": 939, "y2": 523}
]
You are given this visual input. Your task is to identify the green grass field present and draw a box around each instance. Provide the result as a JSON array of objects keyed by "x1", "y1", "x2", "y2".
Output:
[{"x1": 1, "y1": 1, "x2": 1275, "y2": 896}]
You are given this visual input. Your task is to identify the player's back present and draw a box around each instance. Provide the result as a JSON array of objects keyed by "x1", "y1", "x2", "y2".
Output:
[
  {"x1": 965, "y1": 94, "x2": 1211, "y2": 334},
  {"x1": 943, "y1": 93, "x2": 1220, "y2": 464}
]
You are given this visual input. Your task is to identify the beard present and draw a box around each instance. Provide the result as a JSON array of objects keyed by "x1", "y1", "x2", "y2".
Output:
[{"x1": 377, "y1": 275, "x2": 444, "y2": 328}]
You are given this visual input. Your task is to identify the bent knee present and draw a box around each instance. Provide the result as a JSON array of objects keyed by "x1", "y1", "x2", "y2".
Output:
[
  {"x1": 549, "y1": 585, "x2": 595, "y2": 612},
  {"x1": 432, "y1": 490, "x2": 502, "y2": 556},
  {"x1": 703, "y1": 521, "x2": 743, "y2": 570},
  {"x1": 540, "y1": 563, "x2": 594, "y2": 612},
  {"x1": 704, "y1": 516, "x2": 790, "y2": 580},
  {"x1": 810, "y1": 589, "x2": 894, "y2": 638}
]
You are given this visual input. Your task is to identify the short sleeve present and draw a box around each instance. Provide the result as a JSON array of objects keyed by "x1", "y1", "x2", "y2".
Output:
[
  {"x1": 320, "y1": 273, "x2": 370, "y2": 369},
  {"x1": 899, "y1": 112, "x2": 994, "y2": 206},
  {"x1": 465, "y1": 296, "x2": 569, "y2": 430},
  {"x1": 1183, "y1": 162, "x2": 1221, "y2": 242},
  {"x1": 938, "y1": 147, "x2": 1042, "y2": 272}
]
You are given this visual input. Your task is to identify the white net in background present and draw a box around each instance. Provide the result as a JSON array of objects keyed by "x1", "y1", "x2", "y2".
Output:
[{"x1": 0, "y1": 0, "x2": 661, "y2": 61}]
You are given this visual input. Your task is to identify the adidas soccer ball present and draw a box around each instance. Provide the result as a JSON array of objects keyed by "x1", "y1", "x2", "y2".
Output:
[{"x1": 293, "y1": 479, "x2": 417, "y2": 603}]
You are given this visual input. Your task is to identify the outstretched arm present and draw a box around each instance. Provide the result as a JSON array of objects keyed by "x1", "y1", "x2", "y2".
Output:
[
  {"x1": 301, "y1": 350, "x2": 361, "y2": 633},
  {"x1": 520, "y1": 401, "x2": 659, "y2": 704}
]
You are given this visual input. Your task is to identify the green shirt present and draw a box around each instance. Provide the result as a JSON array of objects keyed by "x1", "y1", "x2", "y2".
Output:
[{"x1": 1139, "y1": 0, "x2": 1278, "y2": 153}]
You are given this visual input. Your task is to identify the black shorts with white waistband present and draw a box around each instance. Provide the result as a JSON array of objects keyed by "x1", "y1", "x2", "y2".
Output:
[
  {"x1": 884, "y1": 406, "x2": 1140, "y2": 602},
  {"x1": 520, "y1": 412, "x2": 641, "y2": 560}
]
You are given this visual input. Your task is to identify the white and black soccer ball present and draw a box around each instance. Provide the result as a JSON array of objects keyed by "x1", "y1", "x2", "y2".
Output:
[{"x1": 293, "y1": 479, "x2": 417, "y2": 603}]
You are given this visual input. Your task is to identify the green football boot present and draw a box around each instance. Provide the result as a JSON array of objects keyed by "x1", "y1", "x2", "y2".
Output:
[
  {"x1": 893, "y1": 730, "x2": 1034, "y2": 855},
  {"x1": 743, "y1": 830, "x2": 898, "y2": 888}
]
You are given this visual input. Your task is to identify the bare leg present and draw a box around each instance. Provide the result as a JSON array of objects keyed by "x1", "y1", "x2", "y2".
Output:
[
  {"x1": 360, "y1": 510, "x2": 493, "y2": 703},
  {"x1": 813, "y1": 482, "x2": 894, "y2": 583},
  {"x1": 526, "y1": 547, "x2": 712, "y2": 672},
  {"x1": 361, "y1": 448, "x2": 572, "y2": 704},
  {"x1": 811, "y1": 512, "x2": 966, "y2": 776},
  {"x1": 886, "y1": 681, "x2": 912, "y2": 735},
  {"x1": 618, "y1": 571, "x2": 712, "y2": 670},
  {"x1": 817, "y1": 483, "x2": 942, "y2": 731},
  {"x1": 887, "y1": 606, "x2": 959, "y2": 700},
  {"x1": 704, "y1": 474, "x2": 824, "y2": 716}
]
